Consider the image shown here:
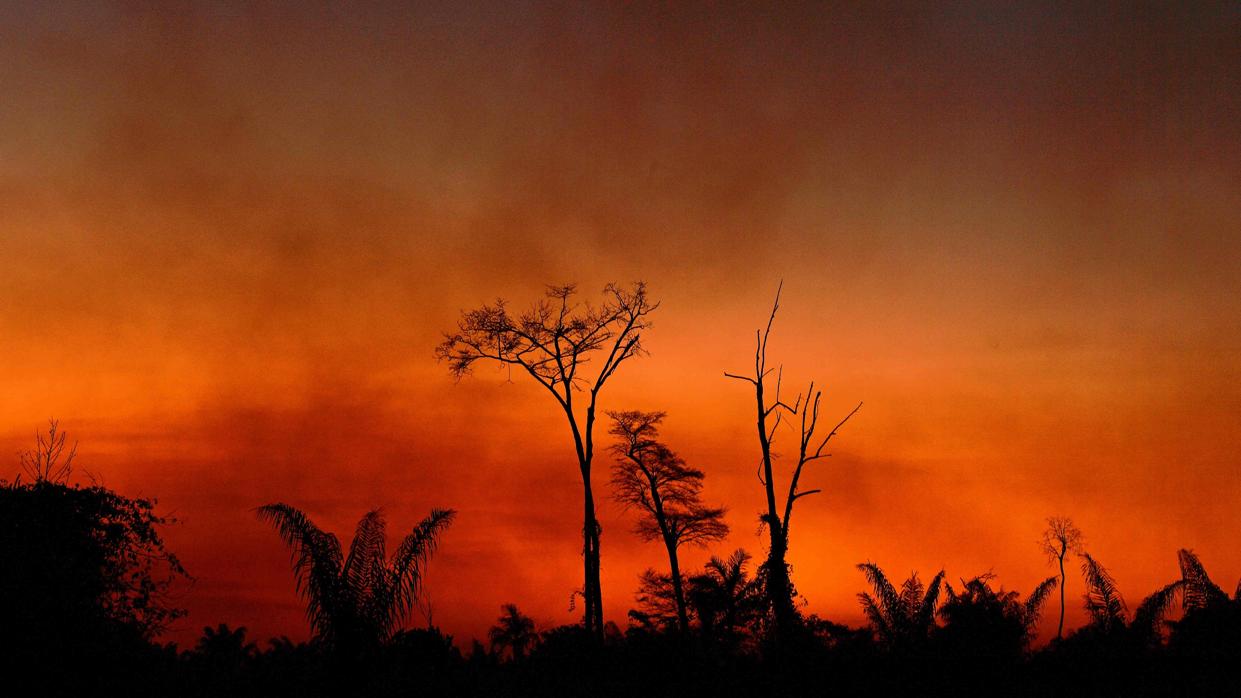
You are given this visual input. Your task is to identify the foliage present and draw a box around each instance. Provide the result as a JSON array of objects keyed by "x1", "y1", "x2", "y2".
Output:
[
  {"x1": 856, "y1": 562, "x2": 945, "y2": 649},
  {"x1": 256, "y1": 504, "x2": 455, "y2": 653},
  {"x1": 688, "y1": 549, "x2": 765, "y2": 651},
  {"x1": 437, "y1": 281, "x2": 658, "y2": 638},
  {"x1": 489, "y1": 604, "x2": 538, "y2": 660},
  {"x1": 608, "y1": 410, "x2": 728, "y2": 548},
  {"x1": 935, "y1": 573, "x2": 1058, "y2": 657},
  {"x1": 0, "y1": 478, "x2": 188, "y2": 642}
]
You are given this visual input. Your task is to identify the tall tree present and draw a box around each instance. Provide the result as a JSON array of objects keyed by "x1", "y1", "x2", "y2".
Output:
[
  {"x1": 724, "y1": 283, "x2": 861, "y2": 644},
  {"x1": 437, "y1": 282, "x2": 657, "y2": 638},
  {"x1": 1040, "y1": 516, "x2": 1084, "y2": 640},
  {"x1": 609, "y1": 410, "x2": 728, "y2": 633},
  {"x1": 257, "y1": 504, "x2": 454, "y2": 655}
]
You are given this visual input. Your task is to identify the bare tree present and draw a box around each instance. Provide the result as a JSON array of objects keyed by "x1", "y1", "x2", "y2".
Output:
[
  {"x1": 724, "y1": 283, "x2": 861, "y2": 644},
  {"x1": 609, "y1": 410, "x2": 728, "y2": 633},
  {"x1": 436, "y1": 282, "x2": 657, "y2": 638},
  {"x1": 19, "y1": 419, "x2": 77, "y2": 484},
  {"x1": 1040, "y1": 516, "x2": 1084, "y2": 640}
]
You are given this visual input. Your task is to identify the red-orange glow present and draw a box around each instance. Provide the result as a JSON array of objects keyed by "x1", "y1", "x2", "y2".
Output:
[{"x1": 2, "y1": 3, "x2": 1239, "y2": 648}]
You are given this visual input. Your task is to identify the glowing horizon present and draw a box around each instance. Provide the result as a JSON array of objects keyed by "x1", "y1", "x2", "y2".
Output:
[{"x1": 2, "y1": 2, "x2": 1239, "y2": 648}]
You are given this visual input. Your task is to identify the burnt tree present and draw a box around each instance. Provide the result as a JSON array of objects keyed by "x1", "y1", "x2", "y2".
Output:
[
  {"x1": 725, "y1": 283, "x2": 861, "y2": 646},
  {"x1": 437, "y1": 282, "x2": 657, "y2": 639}
]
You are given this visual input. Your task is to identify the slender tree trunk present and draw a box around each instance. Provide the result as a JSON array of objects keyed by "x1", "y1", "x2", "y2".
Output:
[
  {"x1": 582, "y1": 475, "x2": 604, "y2": 638},
  {"x1": 753, "y1": 369, "x2": 797, "y2": 643},
  {"x1": 666, "y1": 538, "x2": 690, "y2": 634},
  {"x1": 1057, "y1": 553, "x2": 1066, "y2": 640}
]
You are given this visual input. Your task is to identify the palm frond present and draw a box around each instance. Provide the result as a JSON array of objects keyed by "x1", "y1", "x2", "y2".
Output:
[
  {"x1": 1133, "y1": 580, "x2": 1183, "y2": 641},
  {"x1": 1080, "y1": 553, "x2": 1126, "y2": 626},
  {"x1": 256, "y1": 504, "x2": 343, "y2": 639},
  {"x1": 1023, "y1": 575, "x2": 1059, "y2": 629},
  {"x1": 342, "y1": 509, "x2": 387, "y2": 603},
  {"x1": 858, "y1": 592, "x2": 892, "y2": 642},
  {"x1": 384, "y1": 508, "x2": 456, "y2": 632},
  {"x1": 1177, "y1": 549, "x2": 1226, "y2": 611},
  {"x1": 857, "y1": 562, "x2": 902, "y2": 628},
  {"x1": 916, "y1": 570, "x2": 945, "y2": 630}
]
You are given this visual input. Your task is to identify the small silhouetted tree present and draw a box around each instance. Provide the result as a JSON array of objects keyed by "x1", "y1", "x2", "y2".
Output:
[
  {"x1": 1, "y1": 422, "x2": 187, "y2": 686},
  {"x1": 1041, "y1": 516, "x2": 1084, "y2": 640},
  {"x1": 725, "y1": 283, "x2": 861, "y2": 644},
  {"x1": 609, "y1": 410, "x2": 728, "y2": 633},
  {"x1": 629, "y1": 569, "x2": 680, "y2": 631},
  {"x1": 437, "y1": 282, "x2": 657, "y2": 639},
  {"x1": 688, "y1": 549, "x2": 764, "y2": 651},
  {"x1": 936, "y1": 574, "x2": 1058, "y2": 657},
  {"x1": 489, "y1": 604, "x2": 537, "y2": 661},
  {"x1": 856, "y1": 562, "x2": 945, "y2": 650},
  {"x1": 257, "y1": 504, "x2": 454, "y2": 655}
]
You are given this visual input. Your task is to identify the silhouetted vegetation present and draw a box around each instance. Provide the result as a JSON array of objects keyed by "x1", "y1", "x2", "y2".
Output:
[
  {"x1": 438, "y1": 282, "x2": 658, "y2": 639},
  {"x1": 609, "y1": 410, "x2": 728, "y2": 633},
  {"x1": 724, "y1": 283, "x2": 861, "y2": 647},
  {"x1": 9, "y1": 284, "x2": 1241, "y2": 697},
  {"x1": 255, "y1": 504, "x2": 455, "y2": 659},
  {"x1": 0, "y1": 422, "x2": 187, "y2": 694}
]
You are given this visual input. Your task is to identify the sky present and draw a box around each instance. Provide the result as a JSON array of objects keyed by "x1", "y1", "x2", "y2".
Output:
[{"x1": 2, "y1": 1, "x2": 1239, "y2": 648}]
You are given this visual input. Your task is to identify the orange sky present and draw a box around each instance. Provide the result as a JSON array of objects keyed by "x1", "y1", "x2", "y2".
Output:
[{"x1": 2, "y1": 2, "x2": 1240, "y2": 648}]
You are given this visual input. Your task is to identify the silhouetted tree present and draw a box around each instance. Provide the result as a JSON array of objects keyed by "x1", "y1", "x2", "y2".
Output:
[
  {"x1": 936, "y1": 573, "x2": 1058, "y2": 657},
  {"x1": 1041, "y1": 516, "x2": 1084, "y2": 640},
  {"x1": 0, "y1": 423, "x2": 187, "y2": 691},
  {"x1": 437, "y1": 282, "x2": 657, "y2": 639},
  {"x1": 1131, "y1": 549, "x2": 1236, "y2": 648},
  {"x1": 724, "y1": 284, "x2": 861, "y2": 645},
  {"x1": 688, "y1": 549, "x2": 764, "y2": 652},
  {"x1": 609, "y1": 410, "x2": 728, "y2": 633},
  {"x1": 256, "y1": 504, "x2": 454, "y2": 656},
  {"x1": 628, "y1": 569, "x2": 681, "y2": 632},
  {"x1": 489, "y1": 604, "x2": 537, "y2": 661},
  {"x1": 856, "y1": 562, "x2": 945, "y2": 651}
]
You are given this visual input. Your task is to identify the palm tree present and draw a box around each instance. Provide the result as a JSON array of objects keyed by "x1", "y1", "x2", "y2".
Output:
[
  {"x1": 1131, "y1": 549, "x2": 1235, "y2": 645},
  {"x1": 488, "y1": 604, "x2": 537, "y2": 661},
  {"x1": 687, "y1": 549, "x2": 764, "y2": 649},
  {"x1": 856, "y1": 562, "x2": 945, "y2": 649},
  {"x1": 936, "y1": 574, "x2": 1058, "y2": 656},
  {"x1": 256, "y1": 504, "x2": 455, "y2": 654}
]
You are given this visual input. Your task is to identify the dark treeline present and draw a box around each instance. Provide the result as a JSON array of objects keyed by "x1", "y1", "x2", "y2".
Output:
[{"x1": 5, "y1": 284, "x2": 1241, "y2": 696}]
